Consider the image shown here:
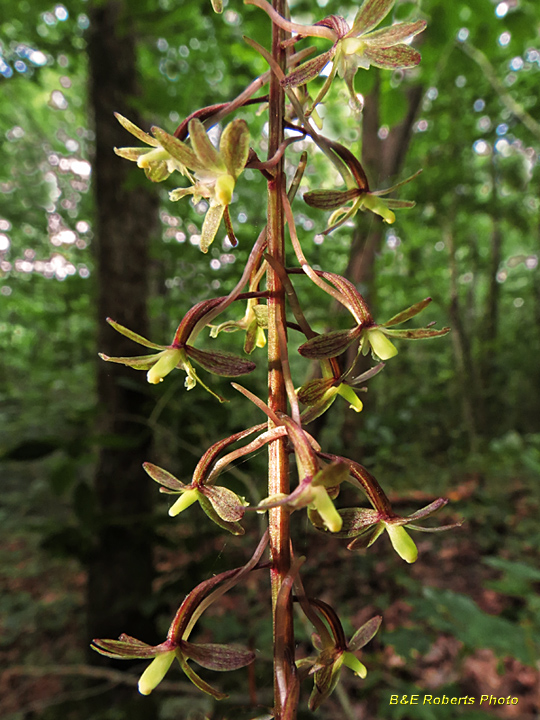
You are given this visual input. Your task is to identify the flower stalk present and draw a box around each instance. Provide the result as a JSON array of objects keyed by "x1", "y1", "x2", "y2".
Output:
[
  {"x1": 92, "y1": 0, "x2": 458, "y2": 716},
  {"x1": 266, "y1": 0, "x2": 295, "y2": 713}
]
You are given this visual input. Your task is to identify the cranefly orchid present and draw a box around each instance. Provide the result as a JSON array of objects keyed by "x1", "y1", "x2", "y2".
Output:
[
  {"x1": 96, "y1": 0, "x2": 461, "y2": 714},
  {"x1": 99, "y1": 295, "x2": 259, "y2": 401},
  {"x1": 246, "y1": 0, "x2": 426, "y2": 111},
  {"x1": 92, "y1": 534, "x2": 269, "y2": 696}
]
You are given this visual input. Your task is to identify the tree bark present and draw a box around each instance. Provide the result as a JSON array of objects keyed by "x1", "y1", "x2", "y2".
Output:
[
  {"x1": 87, "y1": 0, "x2": 158, "y2": 651},
  {"x1": 340, "y1": 79, "x2": 423, "y2": 458},
  {"x1": 344, "y1": 77, "x2": 423, "y2": 292},
  {"x1": 445, "y1": 221, "x2": 480, "y2": 452},
  {"x1": 478, "y1": 166, "x2": 502, "y2": 427}
]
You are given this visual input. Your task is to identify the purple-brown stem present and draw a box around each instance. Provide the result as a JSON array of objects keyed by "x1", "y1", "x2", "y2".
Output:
[{"x1": 267, "y1": 0, "x2": 294, "y2": 715}]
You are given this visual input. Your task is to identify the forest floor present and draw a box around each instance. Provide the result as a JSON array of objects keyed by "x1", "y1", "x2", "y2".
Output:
[{"x1": 1, "y1": 462, "x2": 539, "y2": 720}]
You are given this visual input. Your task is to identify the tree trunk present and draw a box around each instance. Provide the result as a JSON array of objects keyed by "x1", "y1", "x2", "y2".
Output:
[
  {"x1": 344, "y1": 77, "x2": 423, "y2": 293},
  {"x1": 340, "y1": 79, "x2": 423, "y2": 458},
  {"x1": 478, "y1": 168, "x2": 503, "y2": 429},
  {"x1": 445, "y1": 221, "x2": 480, "y2": 452},
  {"x1": 87, "y1": 0, "x2": 158, "y2": 653}
]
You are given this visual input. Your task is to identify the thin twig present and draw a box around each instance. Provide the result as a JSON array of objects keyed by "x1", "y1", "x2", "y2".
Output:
[{"x1": 461, "y1": 42, "x2": 540, "y2": 140}]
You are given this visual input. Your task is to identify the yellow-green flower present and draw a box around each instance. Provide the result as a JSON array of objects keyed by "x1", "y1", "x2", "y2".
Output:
[
  {"x1": 143, "y1": 462, "x2": 247, "y2": 535},
  {"x1": 113, "y1": 113, "x2": 188, "y2": 182},
  {"x1": 299, "y1": 296, "x2": 450, "y2": 364},
  {"x1": 296, "y1": 603, "x2": 381, "y2": 711},
  {"x1": 255, "y1": 458, "x2": 348, "y2": 533},
  {"x1": 91, "y1": 542, "x2": 266, "y2": 699},
  {"x1": 152, "y1": 118, "x2": 250, "y2": 252},
  {"x1": 210, "y1": 298, "x2": 267, "y2": 354},
  {"x1": 247, "y1": 0, "x2": 426, "y2": 110},
  {"x1": 298, "y1": 356, "x2": 385, "y2": 423},
  {"x1": 304, "y1": 161, "x2": 420, "y2": 234},
  {"x1": 99, "y1": 316, "x2": 256, "y2": 402},
  {"x1": 330, "y1": 499, "x2": 462, "y2": 563}
]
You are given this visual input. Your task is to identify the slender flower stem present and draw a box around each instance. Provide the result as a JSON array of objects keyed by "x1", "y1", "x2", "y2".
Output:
[
  {"x1": 282, "y1": 190, "x2": 357, "y2": 313},
  {"x1": 267, "y1": 0, "x2": 294, "y2": 715},
  {"x1": 207, "y1": 426, "x2": 288, "y2": 484}
]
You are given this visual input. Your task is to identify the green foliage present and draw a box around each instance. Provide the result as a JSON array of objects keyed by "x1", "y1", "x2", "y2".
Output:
[
  {"x1": 408, "y1": 586, "x2": 539, "y2": 666},
  {"x1": 1, "y1": 0, "x2": 540, "y2": 717}
]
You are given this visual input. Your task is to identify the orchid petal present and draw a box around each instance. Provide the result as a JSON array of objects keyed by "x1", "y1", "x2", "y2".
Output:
[
  {"x1": 365, "y1": 20, "x2": 427, "y2": 47},
  {"x1": 200, "y1": 204, "x2": 225, "y2": 253},
  {"x1": 351, "y1": 0, "x2": 394, "y2": 37},
  {"x1": 105, "y1": 318, "x2": 167, "y2": 349},
  {"x1": 363, "y1": 44, "x2": 422, "y2": 70},
  {"x1": 115, "y1": 113, "x2": 159, "y2": 146}
]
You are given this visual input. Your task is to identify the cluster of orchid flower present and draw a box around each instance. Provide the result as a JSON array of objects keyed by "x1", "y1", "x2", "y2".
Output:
[
  {"x1": 94, "y1": 279, "x2": 455, "y2": 701},
  {"x1": 93, "y1": 0, "x2": 460, "y2": 713}
]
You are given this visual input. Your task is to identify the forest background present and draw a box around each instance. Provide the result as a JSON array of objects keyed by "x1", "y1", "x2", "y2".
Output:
[{"x1": 1, "y1": 0, "x2": 539, "y2": 719}]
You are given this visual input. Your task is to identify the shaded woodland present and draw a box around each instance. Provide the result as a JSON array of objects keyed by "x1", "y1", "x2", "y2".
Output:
[{"x1": 1, "y1": 0, "x2": 539, "y2": 718}]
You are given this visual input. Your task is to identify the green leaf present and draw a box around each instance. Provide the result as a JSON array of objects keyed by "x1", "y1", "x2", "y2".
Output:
[{"x1": 411, "y1": 587, "x2": 540, "y2": 666}]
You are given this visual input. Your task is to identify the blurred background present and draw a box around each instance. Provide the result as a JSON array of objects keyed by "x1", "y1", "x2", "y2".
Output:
[{"x1": 1, "y1": 0, "x2": 539, "y2": 718}]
